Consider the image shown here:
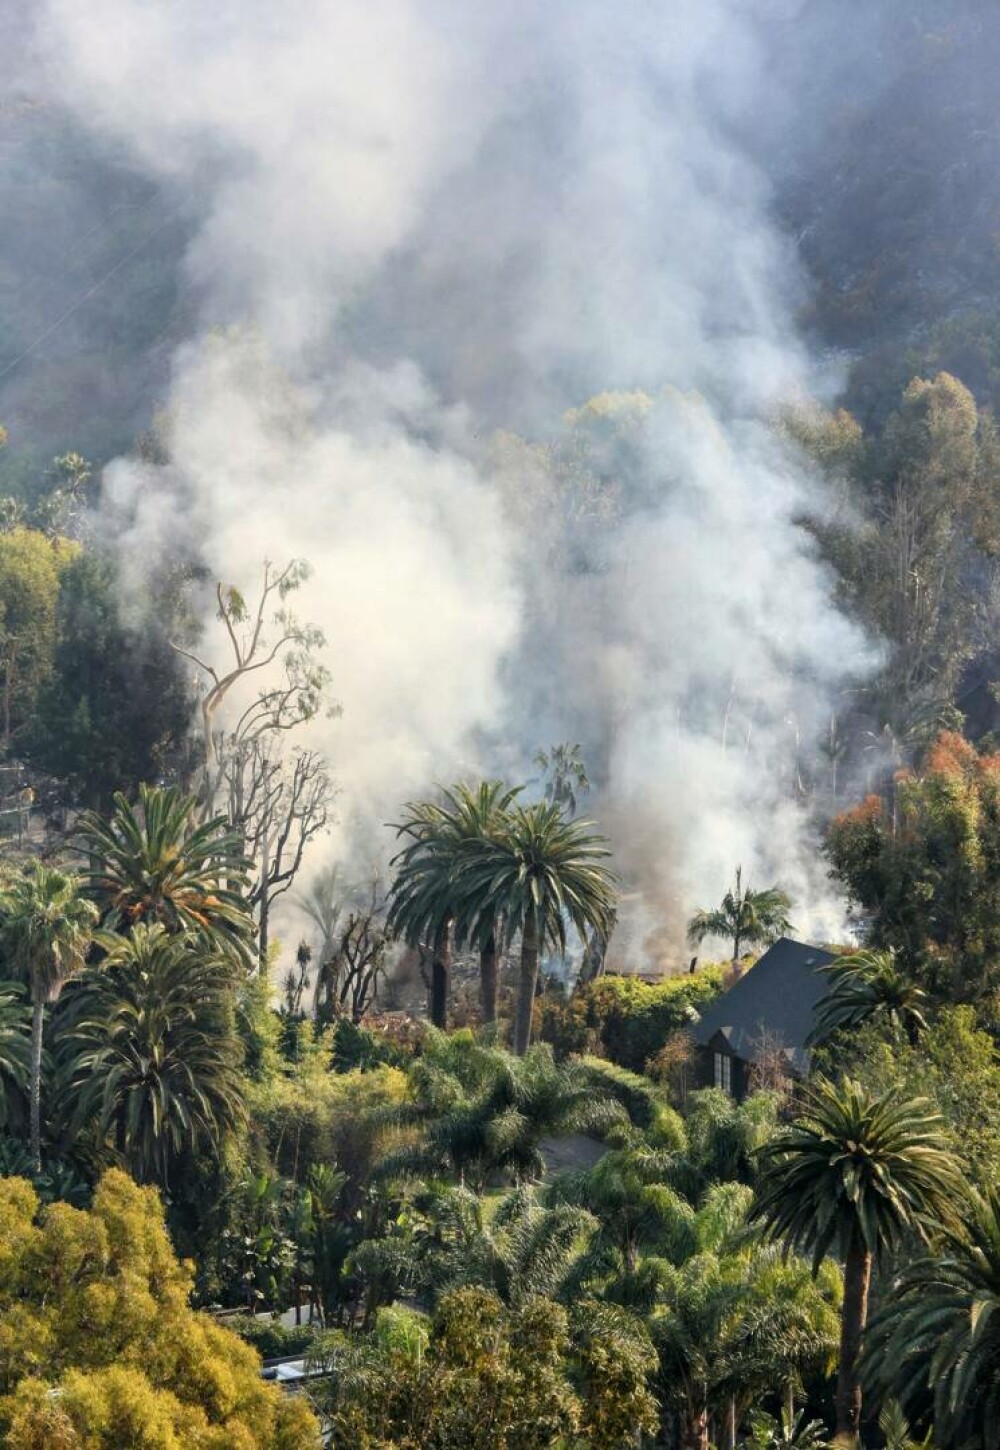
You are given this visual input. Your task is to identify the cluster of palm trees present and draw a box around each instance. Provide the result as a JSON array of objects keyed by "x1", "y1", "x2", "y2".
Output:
[
  {"x1": 388, "y1": 782, "x2": 618, "y2": 1053},
  {"x1": 0, "y1": 784, "x2": 252, "y2": 1185}
]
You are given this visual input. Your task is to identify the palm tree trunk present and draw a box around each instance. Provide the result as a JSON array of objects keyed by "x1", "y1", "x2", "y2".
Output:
[
  {"x1": 688, "y1": 1403, "x2": 710, "y2": 1450},
  {"x1": 29, "y1": 991, "x2": 44, "y2": 1175},
  {"x1": 513, "y1": 907, "x2": 540, "y2": 1056},
  {"x1": 836, "y1": 1234, "x2": 873, "y2": 1440},
  {"x1": 480, "y1": 928, "x2": 498, "y2": 1024},
  {"x1": 431, "y1": 919, "x2": 451, "y2": 1030}
]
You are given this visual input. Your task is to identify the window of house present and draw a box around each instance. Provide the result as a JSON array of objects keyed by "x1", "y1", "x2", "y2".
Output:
[{"x1": 714, "y1": 1050, "x2": 732, "y2": 1096}]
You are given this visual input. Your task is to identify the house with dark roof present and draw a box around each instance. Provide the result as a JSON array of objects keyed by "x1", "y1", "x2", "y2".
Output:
[{"x1": 691, "y1": 937, "x2": 835, "y2": 1102}]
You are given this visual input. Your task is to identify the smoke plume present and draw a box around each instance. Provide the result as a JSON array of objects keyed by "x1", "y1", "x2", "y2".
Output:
[{"x1": 34, "y1": 0, "x2": 875, "y2": 963}]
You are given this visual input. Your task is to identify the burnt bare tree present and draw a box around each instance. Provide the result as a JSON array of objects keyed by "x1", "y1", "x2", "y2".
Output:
[
  {"x1": 317, "y1": 902, "x2": 389, "y2": 1025},
  {"x1": 222, "y1": 737, "x2": 334, "y2": 970}
]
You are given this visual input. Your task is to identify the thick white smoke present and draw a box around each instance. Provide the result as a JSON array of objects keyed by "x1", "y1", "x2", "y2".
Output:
[{"x1": 36, "y1": 0, "x2": 873, "y2": 963}]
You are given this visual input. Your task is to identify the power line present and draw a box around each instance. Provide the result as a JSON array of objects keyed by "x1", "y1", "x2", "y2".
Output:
[{"x1": 0, "y1": 205, "x2": 181, "y2": 384}]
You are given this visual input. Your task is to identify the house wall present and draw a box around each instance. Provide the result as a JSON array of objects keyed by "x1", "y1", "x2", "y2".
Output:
[{"x1": 696, "y1": 1038, "x2": 752, "y2": 1103}]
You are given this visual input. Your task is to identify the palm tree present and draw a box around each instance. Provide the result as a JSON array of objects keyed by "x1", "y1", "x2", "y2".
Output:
[
  {"x1": 687, "y1": 866, "x2": 792, "y2": 963},
  {"x1": 808, "y1": 949, "x2": 928, "y2": 1047},
  {"x1": 366, "y1": 1181, "x2": 597, "y2": 1311},
  {"x1": 861, "y1": 1187, "x2": 1000, "y2": 1446},
  {"x1": 0, "y1": 864, "x2": 98, "y2": 1172},
  {"x1": 0, "y1": 983, "x2": 29, "y2": 1127},
  {"x1": 549, "y1": 1141, "x2": 698, "y2": 1277},
  {"x1": 388, "y1": 781, "x2": 521, "y2": 1027},
  {"x1": 63, "y1": 923, "x2": 245, "y2": 1186},
  {"x1": 298, "y1": 863, "x2": 343, "y2": 1015},
  {"x1": 751, "y1": 1078, "x2": 962, "y2": 1441},
  {"x1": 381, "y1": 1042, "x2": 624, "y2": 1190},
  {"x1": 745, "y1": 1407, "x2": 830, "y2": 1449},
  {"x1": 77, "y1": 783, "x2": 255, "y2": 968},
  {"x1": 457, "y1": 801, "x2": 618, "y2": 1054}
]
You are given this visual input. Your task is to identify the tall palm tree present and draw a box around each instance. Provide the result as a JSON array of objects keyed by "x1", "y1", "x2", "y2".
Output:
[
  {"x1": 63, "y1": 923, "x2": 245, "y2": 1187},
  {"x1": 751, "y1": 1078, "x2": 962, "y2": 1441},
  {"x1": 861, "y1": 1186, "x2": 1000, "y2": 1446},
  {"x1": 687, "y1": 866, "x2": 792, "y2": 963},
  {"x1": 77, "y1": 783, "x2": 255, "y2": 968},
  {"x1": 0, "y1": 864, "x2": 98, "y2": 1172},
  {"x1": 808, "y1": 949, "x2": 928, "y2": 1047},
  {"x1": 457, "y1": 801, "x2": 618, "y2": 1054},
  {"x1": 388, "y1": 781, "x2": 521, "y2": 1027}
]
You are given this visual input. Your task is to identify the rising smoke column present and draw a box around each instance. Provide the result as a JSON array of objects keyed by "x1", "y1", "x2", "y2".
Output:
[{"x1": 35, "y1": 0, "x2": 872, "y2": 958}]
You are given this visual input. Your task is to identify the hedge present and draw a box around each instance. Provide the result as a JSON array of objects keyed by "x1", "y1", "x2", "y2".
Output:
[{"x1": 535, "y1": 967, "x2": 724, "y2": 1073}]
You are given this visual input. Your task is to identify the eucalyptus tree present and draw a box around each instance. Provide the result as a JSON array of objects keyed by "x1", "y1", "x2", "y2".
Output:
[
  {"x1": 752, "y1": 1078, "x2": 962, "y2": 1441},
  {"x1": 457, "y1": 801, "x2": 618, "y2": 1054},
  {"x1": 862, "y1": 1187, "x2": 1000, "y2": 1447},
  {"x1": 63, "y1": 923, "x2": 245, "y2": 1187},
  {"x1": 687, "y1": 866, "x2": 792, "y2": 963},
  {"x1": 0, "y1": 864, "x2": 98, "y2": 1172},
  {"x1": 169, "y1": 558, "x2": 332, "y2": 817},
  {"x1": 77, "y1": 783, "x2": 255, "y2": 968},
  {"x1": 388, "y1": 780, "x2": 521, "y2": 1027},
  {"x1": 808, "y1": 948, "x2": 929, "y2": 1047}
]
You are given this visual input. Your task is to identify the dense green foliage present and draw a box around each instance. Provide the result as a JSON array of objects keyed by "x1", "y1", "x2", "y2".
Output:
[
  {"x1": 0, "y1": 1169, "x2": 319, "y2": 1446},
  {"x1": 535, "y1": 968, "x2": 724, "y2": 1073}
]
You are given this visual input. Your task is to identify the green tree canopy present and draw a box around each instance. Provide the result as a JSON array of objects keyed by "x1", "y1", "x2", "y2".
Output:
[
  {"x1": 0, "y1": 864, "x2": 97, "y2": 1173},
  {"x1": 687, "y1": 866, "x2": 793, "y2": 962},
  {"x1": 62, "y1": 924, "x2": 246, "y2": 1188},
  {"x1": 826, "y1": 731, "x2": 1000, "y2": 1000},
  {"x1": 0, "y1": 1169, "x2": 319, "y2": 1447},
  {"x1": 77, "y1": 783, "x2": 255, "y2": 968},
  {"x1": 25, "y1": 548, "x2": 193, "y2": 810},
  {"x1": 752, "y1": 1077, "x2": 963, "y2": 1441}
]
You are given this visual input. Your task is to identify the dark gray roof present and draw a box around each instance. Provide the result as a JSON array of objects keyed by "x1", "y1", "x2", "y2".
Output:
[{"x1": 691, "y1": 937, "x2": 836, "y2": 1074}]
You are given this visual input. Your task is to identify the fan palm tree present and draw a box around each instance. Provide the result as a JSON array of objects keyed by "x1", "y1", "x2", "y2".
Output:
[
  {"x1": 751, "y1": 1078, "x2": 962, "y2": 1441},
  {"x1": 457, "y1": 801, "x2": 618, "y2": 1054},
  {"x1": 687, "y1": 866, "x2": 792, "y2": 962},
  {"x1": 862, "y1": 1187, "x2": 1000, "y2": 1446},
  {"x1": 0, "y1": 983, "x2": 30, "y2": 1127},
  {"x1": 808, "y1": 949, "x2": 928, "y2": 1047},
  {"x1": 63, "y1": 923, "x2": 245, "y2": 1186},
  {"x1": 388, "y1": 781, "x2": 521, "y2": 1027},
  {"x1": 0, "y1": 864, "x2": 98, "y2": 1173},
  {"x1": 77, "y1": 783, "x2": 254, "y2": 968}
]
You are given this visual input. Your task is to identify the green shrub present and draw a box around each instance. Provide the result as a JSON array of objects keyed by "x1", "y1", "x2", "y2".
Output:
[
  {"x1": 537, "y1": 969, "x2": 724, "y2": 1073},
  {"x1": 227, "y1": 1314, "x2": 319, "y2": 1360},
  {"x1": 580, "y1": 1057, "x2": 673, "y2": 1129}
]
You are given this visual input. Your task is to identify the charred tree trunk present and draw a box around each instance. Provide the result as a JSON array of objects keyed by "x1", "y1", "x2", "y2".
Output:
[
  {"x1": 431, "y1": 918, "x2": 451, "y2": 1029},
  {"x1": 836, "y1": 1233, "x2": 873, "y2": 1441},
  {"x1": 513, "y1": 907, "x2": 540, "y2": 1056}
]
